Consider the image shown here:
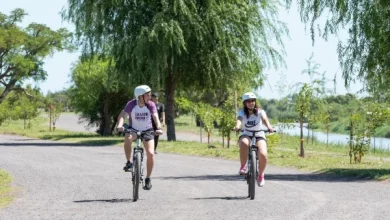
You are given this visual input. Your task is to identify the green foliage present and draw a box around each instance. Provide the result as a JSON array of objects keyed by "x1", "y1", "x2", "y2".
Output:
[
  {"x1": 69, "y1": 57, "x2": 132, "y2": 135},
  {"x1": 0, "y1": 9, "x2": 74, "y2": 104},
  {"x1": 193, "y1": 102, "x2": 218, "y2": 144},
  {"x1": 286, "y1": 0, "x2": 390, "y2": 97},
  {"x1": 0, "y1": 85, "x2": 43, "y2": 128},
  {"x1": 0, "y1": 169, "x2": 12, "y2": 208},
  {"x1": 46, "y1": 90, "x2": 73, "y2": 112},
  {"x1": 64, "y1": 0, "x2": 288, "y2": 140}
]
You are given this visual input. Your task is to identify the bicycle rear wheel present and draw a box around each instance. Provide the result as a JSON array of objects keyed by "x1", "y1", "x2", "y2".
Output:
[
  {"x1": 133, "y1": 151, "x2": 141, "y2": 201},
  {"x1": 249, "y1": 150, "x2": 257, "y2": 200}
]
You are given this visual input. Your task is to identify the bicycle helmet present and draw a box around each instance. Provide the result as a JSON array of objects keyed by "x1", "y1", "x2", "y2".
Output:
[
  {"x1": 134, "y1": 85, "x2": 151, "y2": 99},
  {"x1": 242, "y1": 92, "x2": 257, "y2": 102}
]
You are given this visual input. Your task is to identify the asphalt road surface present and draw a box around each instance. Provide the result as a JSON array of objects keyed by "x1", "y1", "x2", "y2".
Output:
[{"x1": 1, "y1": 114, "x2": 390, "y2": 219}]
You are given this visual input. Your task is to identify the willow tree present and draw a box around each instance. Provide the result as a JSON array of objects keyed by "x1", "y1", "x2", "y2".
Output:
[
  {"x1": 64, "y1": 0, "x2": 287, "y2": 140},
  {"x1": 286, "y1": 0, "x2": 390, "y2": 96}
]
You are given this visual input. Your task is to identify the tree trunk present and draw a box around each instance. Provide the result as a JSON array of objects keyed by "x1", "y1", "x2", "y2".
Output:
[
  {"x1": 165, "y1": 55, "x2": 176, "y2": 141},
  {"x1": 0, "y1": 79, "x2": 17, "y2": 104},
  {"x1": 102, "y1": 93, "x2": 111, "y2": 136},
  {"x1": 110, "y1": 115, "x2": 118, "y2": 134},
  {"x1": 349, "y1": 117, "x2": 353, "y2": 164},
  {"x1": 300, "y1": 116, "x2": 305, "y2": 157}
]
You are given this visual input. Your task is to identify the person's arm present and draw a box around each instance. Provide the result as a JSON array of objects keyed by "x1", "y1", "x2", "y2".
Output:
[
  {"x1": 234, "y1": 110, "x2": 243, "y2": 131},
  {"x1": 161, "y1": 104, "x2": 166, "y2": 127},
  {"x1": 261, "y1": 110, "x2": 274, "y2": 132},
  {"x1": 234, "y1": 115, "x2": 243, "y2": 132},
  {"x1": 162, "y1": 112, "x2": 165, "y2": 127},
  {"x1": 117, "y1": 110, "x2": 129, "y2": 132},
  {"x1": 152, "y1": 112, "x2": 163, "y2": 134}
]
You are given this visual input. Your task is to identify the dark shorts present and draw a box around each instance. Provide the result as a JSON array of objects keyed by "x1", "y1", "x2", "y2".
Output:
[
  {"x1": 239, "y1": 135, "x2": 266, "y2": 143},
  {"x1": 127, "y1": 130, "x2": 154, "y2": 142}
]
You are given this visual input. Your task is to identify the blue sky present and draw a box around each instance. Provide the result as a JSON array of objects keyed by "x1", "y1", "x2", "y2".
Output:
[{"x1": 2, "y1": 0, "x2": 362, "y2": 98}]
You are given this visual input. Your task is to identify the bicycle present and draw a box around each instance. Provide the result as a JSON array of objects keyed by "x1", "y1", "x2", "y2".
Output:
[
  {"x1": 237, "y1": 129, "x2": 275, "y2": 200},
  {"x1": 123, "y1": 124, "x2": 156, "y2": 202}
]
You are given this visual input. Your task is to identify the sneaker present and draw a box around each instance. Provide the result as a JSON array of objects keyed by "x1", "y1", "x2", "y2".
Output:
[
  {"x1": 155, "y1": 151, "x2": 158, "y2": 154},
  {"x1": 257, "y1": 175, "x2": 265, "y2": 187},
  {"x1": 123, "y1": 161, "x2": 133, "y2": 172},
  {"x1": 238, "y1": 165, "x2": 247, "y2": 175},
  {"x1": 144, "y1": 177, "x2": 152, "y2": 190}
]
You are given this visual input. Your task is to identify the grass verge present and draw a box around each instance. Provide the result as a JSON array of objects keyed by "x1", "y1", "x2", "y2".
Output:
[
  {"x1": 0, "y1": 169, "x2": 12, "y2": 208},
  {"x1": 1, "y1": 115, "x2": 390, "y2": 180}
]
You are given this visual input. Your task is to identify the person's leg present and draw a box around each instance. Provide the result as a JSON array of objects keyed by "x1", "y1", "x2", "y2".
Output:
[
  {"x1": 143, "y1": 139, "x2": 155, "y2": 178},
  {"x1": 124, "y1": 133, "x2": 136, "y2": 170},
  {"x1": 239, "y1": 136, "x2": 250, "y2": 174},
  {"x1": 257, "y1": 139, "x2": 268, "y2": 186},
  {"x1": 143, "y1": 136, "x2": 155, "y2": 190},
  {"x1": 154, "y1": 135, "x2": 159, "y2": 152}
]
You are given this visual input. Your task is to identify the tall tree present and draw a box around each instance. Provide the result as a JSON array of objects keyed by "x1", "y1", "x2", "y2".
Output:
[
  {"x1": 286, "y1": 0, "x2": 390, "y2": 95},
  {"x1": 70, "y1": 57, "x2": 132, "y2": 135},
  {"x1": 0, "y1": 9, "x2": 74, "y2": 104},
  {"x1": 64, "y1": 0, "x2": 287, "y2": 140}
]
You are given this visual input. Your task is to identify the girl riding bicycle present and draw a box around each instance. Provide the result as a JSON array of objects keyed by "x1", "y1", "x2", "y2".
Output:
[{"x1": 233, "y1": 92, "x2": 274, "y2": 187}]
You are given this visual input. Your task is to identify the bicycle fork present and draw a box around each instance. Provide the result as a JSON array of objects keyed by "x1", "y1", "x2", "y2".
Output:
[
  {"x1": 132, "y1": 147, "x2": 145, "y2": 186},
  {"x1": 246, "y1": 146, "x2": 259, "y2": 181}
]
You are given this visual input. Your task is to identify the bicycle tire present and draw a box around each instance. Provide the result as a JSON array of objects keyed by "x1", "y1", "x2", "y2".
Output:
[
  {"x1": 133, "y1": 151, "x2": 141, "y2": 201},
  {"x1": 249, "y1": 150, "x2": 257, "y2": 200}
]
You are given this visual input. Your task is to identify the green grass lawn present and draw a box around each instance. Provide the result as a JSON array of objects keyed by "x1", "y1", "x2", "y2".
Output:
[
  {"x1": 1, "y1": 114, "x2": 390, "y2": 180},
  {"x1": 0, "y1": 169, "x2": 12, "y2": 208}
]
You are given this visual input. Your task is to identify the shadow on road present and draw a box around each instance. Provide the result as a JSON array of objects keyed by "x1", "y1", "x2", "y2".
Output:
[
  {"x1": 73, "y1": 198, "x2": 133, "y2": 203},
  {"x1": 0, "y1": 141, "x2": 116, "y2": 147},
  {"x1": 156, "y1": 174, "x2": 244, "y2": 182},
  {"x1": 158, "y1": 172, "x2": 375, "y2": 183},
  {"x1": 190, "y1": 196, "x2": 248, "y2": 200}
]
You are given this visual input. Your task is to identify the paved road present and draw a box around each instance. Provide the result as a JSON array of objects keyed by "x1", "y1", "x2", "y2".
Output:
[
  {"x1": 2, "y1": 113, "x2": 390, "y2": 219},
  {"x1": 1, "y1": 134, "x2": 390, "y2": 220}
]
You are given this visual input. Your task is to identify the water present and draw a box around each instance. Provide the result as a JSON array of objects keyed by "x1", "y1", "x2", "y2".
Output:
[{"x1": 277, "y1": 123, "x2": 390, "y2": 151}]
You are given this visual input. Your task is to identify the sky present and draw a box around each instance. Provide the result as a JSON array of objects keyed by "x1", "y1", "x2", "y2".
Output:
[{"x1": 2, "y1": 0, "x2": 363, "y2": 98}]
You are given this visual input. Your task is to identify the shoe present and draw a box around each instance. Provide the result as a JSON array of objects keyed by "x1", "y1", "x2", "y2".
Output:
[
  {"x1": 155, "y1": 151, "x2": 158, "y2": 154},
  {"x1": 144, "y1": 177, "x2": 152, "y2": 190},
  {"x1": 123, "y1": 161, "x2": 133, "y2": 172},
  {"x1": 257, "y1": 175, "x2": 265, "y2": 187},
  {"x1": 238, "y1": 164, "x2": 247, "y2": 175}
]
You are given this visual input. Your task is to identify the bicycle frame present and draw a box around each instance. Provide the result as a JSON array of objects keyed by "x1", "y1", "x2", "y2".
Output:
[{"x1": 238, "y1": 129, "x2": 275, "y2": 199}]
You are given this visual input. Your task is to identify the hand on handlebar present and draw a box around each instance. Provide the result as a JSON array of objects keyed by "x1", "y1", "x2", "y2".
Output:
[{"x1": 117, "y1": 126, "x2": 124, "y2": 132}]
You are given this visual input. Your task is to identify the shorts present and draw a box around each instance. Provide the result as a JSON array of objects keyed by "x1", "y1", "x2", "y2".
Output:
[
  {"x1": 126, "y1": 129, "x2": 154, "y2": 142},
  {"x1": 239, "y1": 135, "x2": 266, "y2": 143}
]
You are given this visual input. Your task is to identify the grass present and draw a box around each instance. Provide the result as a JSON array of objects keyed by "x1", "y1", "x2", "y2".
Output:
[
  {"x1": 1, "y1": 114, "x2": 390, "y2": 180},
  {"x1": 0, "y1": 169, "x2": 12, "y2": 208}
]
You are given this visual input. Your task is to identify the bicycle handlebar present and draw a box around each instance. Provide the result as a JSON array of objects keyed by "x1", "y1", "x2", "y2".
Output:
[
  {"x1": 121, "y1": 124, "x2": 162, "y2": 136},
  {"x1": 235, "y1": 129, "x2": 276, "y2": 133}
]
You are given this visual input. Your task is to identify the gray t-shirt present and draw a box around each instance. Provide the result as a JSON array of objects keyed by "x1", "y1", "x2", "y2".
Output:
[{"x1": 237, "y1": 108, "x2": 266, "y2": 138}]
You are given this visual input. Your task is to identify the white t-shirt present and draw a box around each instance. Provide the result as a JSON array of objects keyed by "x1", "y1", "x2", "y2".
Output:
[
  {"x1": 124, "y1": 99, "x2": 157, "y2": 131},
  {"x1": 237, "y1": 108, "x2": 266, "y2": 138}
]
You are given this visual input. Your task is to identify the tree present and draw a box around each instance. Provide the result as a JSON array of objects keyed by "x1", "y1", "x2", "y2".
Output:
[
  {"x1": 286, "y1": 0, "x2": 390, "y2": 96},
  {"x1": 296, "y1": 83, "x2": 312, "y2": 157},
  {"x1": 64, "y1": 0, "x2": 287, "y2": 141},
  {"x1": 70, "y1": 57, "x2": 132, "y2": 135},
  {"x1": 0, "y1": 9, "x2": 74, "y2": 104},
  {"x1": 0, "y1": 85, "x2": 43, "y2": 128}
]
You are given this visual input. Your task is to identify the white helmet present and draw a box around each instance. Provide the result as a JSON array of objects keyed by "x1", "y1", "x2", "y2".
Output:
[
  {"x1": 242, "y1": 92, "x2": 257, "y2": 102},
  {"x1": 134, "y1": 85, "x2": 151, "y2": 99}
]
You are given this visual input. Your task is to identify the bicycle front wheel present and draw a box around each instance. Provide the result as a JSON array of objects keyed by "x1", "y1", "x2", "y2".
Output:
[
  {"x1": 133, "y1": 151, "x2": 141, "y2": 201},
  {"x1": 249, "y1": 150, "x2": 257, "y2": 200}
]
